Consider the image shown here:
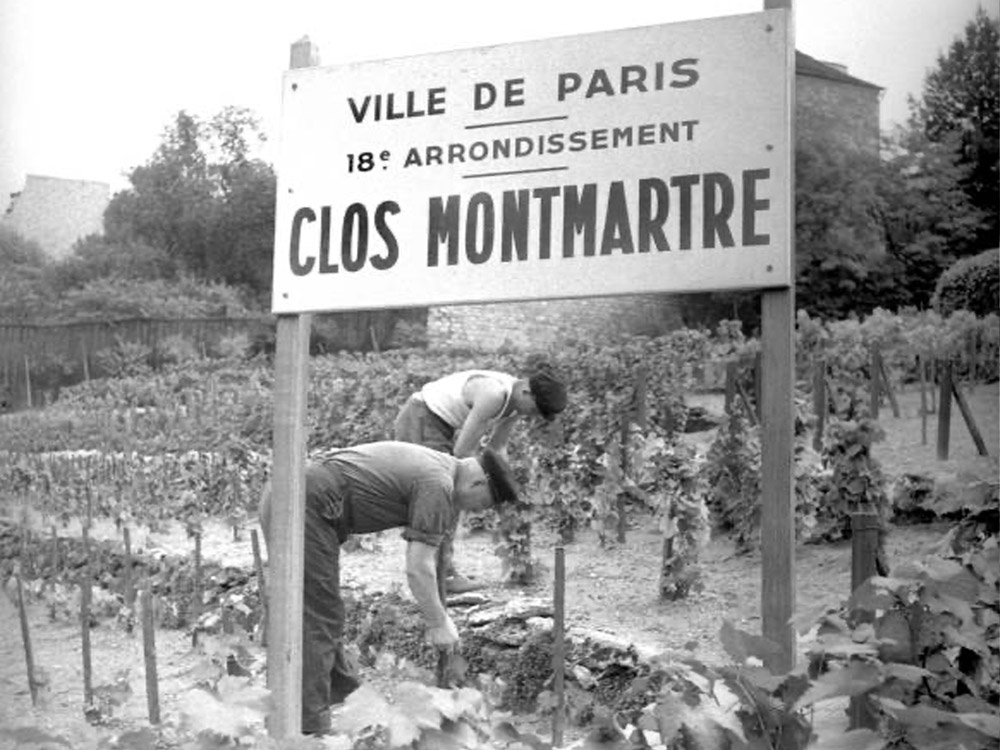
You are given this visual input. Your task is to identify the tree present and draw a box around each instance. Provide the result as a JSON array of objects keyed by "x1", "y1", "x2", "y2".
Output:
[
  {"x1": 793, "y1": 141, "x2": 886, "y2": 319},
  {"x1": 46, "y1": 234, "x2": 179, "y2": 293},
  {"x1": 105, "y1": 107, "x2": 277, "y2": 302},
  {"x1": 866, "y1": 126, "x2": 990, "y2": 311},
  {"x1": 51, "y1": 276, "x2": 253, "y2": 322},
  {"x1": 910, "y1": 7, "x2": 999, "y2": 248},
  {"x1": 0, "y1": 226, "x2": 52, "y2": 323}
]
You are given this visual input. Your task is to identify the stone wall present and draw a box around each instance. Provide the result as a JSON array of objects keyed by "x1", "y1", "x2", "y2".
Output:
[{"x1": 428, "y1": 294, "x2": 683, "y2": 351}]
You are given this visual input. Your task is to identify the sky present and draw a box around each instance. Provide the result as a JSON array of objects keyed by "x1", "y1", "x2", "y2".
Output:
[{"x1": 0, "y1": 0, "x2": 995, "y2": 207}]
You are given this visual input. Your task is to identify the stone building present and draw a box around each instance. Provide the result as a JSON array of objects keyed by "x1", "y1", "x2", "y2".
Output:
[
  {"x1": 427, "y1": 52, "x2": 882, "y2": 352},
  {"x1": 795, "y1": 51, "x2": 882, "y2": 156},
  {"x1": 2, "y1": 174, "x2": 110, "y2": 260}
]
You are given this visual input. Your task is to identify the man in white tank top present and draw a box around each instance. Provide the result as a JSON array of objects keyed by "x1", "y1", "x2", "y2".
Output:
[{"x1": 393, "y1": 366, "x2": 567, "y2": 590}]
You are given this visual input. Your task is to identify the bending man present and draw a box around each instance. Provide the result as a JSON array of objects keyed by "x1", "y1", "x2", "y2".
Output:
[
  {"x1": 259, "y1": 441, "x2": 519, "y2": 735},
  {"x1": 393, "y1": 367, "x2": 567, "y2": 591}
]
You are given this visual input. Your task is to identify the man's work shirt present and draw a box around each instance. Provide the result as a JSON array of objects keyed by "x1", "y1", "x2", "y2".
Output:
[
  {"x1": 420, "y1": 370, "x2": 516, "y2": 429},
  {"x1": 314, "y1": 441, "x2": 459, "y2": 547}
]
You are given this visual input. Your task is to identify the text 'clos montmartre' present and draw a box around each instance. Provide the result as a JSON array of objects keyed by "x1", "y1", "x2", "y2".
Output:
[{"x1": 287, "y1": 169, "x2": 771, "y2": 276}]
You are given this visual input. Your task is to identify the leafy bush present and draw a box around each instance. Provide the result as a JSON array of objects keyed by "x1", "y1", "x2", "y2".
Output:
[
  {"x1": 699, "y1": 408, "x2": 825, "y2": 551},
  {"x1": 93, "y1": 338, "x2": 153, "y2": 379},
  {"x1": 159, "y1": 334, "x2": 200, "y2": 365},
  {"x1": 933, "y1": 247, "x2": 1000, "y2": 317},
  {"x1": 214, "y1": 332, "x2": 252, "y2": 360}
]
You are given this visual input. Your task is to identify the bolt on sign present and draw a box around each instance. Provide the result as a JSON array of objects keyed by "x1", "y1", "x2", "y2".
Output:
[{"x1": 272, "y1": 10, "x2": 791, "y2": 313}]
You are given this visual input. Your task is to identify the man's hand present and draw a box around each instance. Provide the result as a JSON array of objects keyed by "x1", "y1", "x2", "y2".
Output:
[{"x1": 426, "y1": 615, "x2": 459, "y2": 647}]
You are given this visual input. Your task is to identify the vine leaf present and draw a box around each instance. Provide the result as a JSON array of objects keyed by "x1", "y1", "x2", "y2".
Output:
[
  {"x1": 416, "y1": 721, "x2": 481, "y2": 750},
  {"x1": 492, "y1": 721, "x2": 551, "y2": 750},
  {"x1": 808, "y1": 727, "x2": 884, "y2": 750},
  {"x1": 333, "y1": 684, "x2": 392, "y2": 735},
  {"x1": 718, "y1": 619, "x2": 784, "y2": 665},
  {"x1": 647, "y1": 691, "x2": 744, "y2": 750},
  {"x1": 794, "y1": 661, "x2": 882, "y2": 709},
  {"x1": 178, "y1": 683, "x2": 267, "y2": 739},
  {"x1": 883, "y1": 663, "x2": 932, "y2": 683}
]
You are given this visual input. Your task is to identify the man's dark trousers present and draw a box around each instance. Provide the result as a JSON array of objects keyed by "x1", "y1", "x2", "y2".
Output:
[{"x1": 262, "y1": 463, "x2": 360, "y2": 735}]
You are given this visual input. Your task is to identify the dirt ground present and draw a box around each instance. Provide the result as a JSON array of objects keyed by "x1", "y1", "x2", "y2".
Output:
[{"x1": 0, "y1": 383, "x2": 996, "y2": 747}]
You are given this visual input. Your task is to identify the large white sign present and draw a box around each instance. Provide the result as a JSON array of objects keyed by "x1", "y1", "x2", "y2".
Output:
[{"x1": 272, "y1": 10, "x2": 791, "y2": 313}]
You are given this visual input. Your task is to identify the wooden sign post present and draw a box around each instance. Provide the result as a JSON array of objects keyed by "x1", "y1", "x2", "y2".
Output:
[
  {"x1": 266, "y1": 37, "x2": 318, "y2": 741},
  {"x1": 760, "y1": 0, "x2": 796, "y2": 675}
]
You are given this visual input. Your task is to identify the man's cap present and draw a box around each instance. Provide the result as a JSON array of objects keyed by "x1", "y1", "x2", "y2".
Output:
[
  {"x1": 528, "y1": 369, "x2": 567, "y2": 421},
  {"x1": 478, "y1": 448, "x2": 519, "y2": 507}
]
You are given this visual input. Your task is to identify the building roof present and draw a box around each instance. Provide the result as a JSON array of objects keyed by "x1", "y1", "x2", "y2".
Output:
[{"x1": 796, "y1": 50, "x2": 882, "y2": 91}]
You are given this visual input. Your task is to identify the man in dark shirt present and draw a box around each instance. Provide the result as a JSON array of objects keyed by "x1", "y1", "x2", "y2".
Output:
[{"x1": 259, "y1": 441, "x2": 518, "y2": 736}]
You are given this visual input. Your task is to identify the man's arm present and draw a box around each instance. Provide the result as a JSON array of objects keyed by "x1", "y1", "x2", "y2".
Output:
[
  {"x1": 485, "y1": 415, "x2": 518, "y2": 457},
  {"x1": 452, "y1": 383, "x2": 506, "y2": 458},
  {"x1": 405, "y1": 540, "x2": 458, "y2": 645}
]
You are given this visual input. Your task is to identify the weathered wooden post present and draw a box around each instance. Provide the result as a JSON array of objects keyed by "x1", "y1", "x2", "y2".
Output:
[
  {"x1": 725, "y1": 360, "x2": 738, "y2": 415},
  {"x1": 140, "y1": 588, "x2": 161, "y2": 724},
  {"x1": 760, "y1": 0, "x2": 796, "y2": 674},
  {"x1": 848, "y1": 511, "x2": 880, "y2": 729},
  {"x1": 123, "y1": 525, "x2": 134, "y2": 610},
  {"x1": 812, "y1": 357, "x2": 826, "y2": 452},
  {"x1": 876, "y1": 347, "x2": 900, "y2": 418},
  {"x1": 754, "y1": 351, "x2": 763, "y2": 423},
  {"x1": 918, "y1": 354, "x2": 928, "y2": 445},
  {"x1": 191, "y1": 530, "x2": 202, "y2": 646},
  {"x1": 952, "y1": 379, "x2": 989, "y2": 456},
  {"x1": 251, "y1": 529, "x2": 268, "y2": 647},
  {"x1": 936, "y1": 359, "x2": 953, "y2": 460},
  {"x1": 24, "y1": 355, "x2": 32, "y2": 408},
  {"x1": 869, "y1": 345, "x2": 881, "y2": 420},
  {"x1": 552, "y1": 544, "x2": 566, "y2": 748},
  {"x1": 266, "y1": 37, "x2": 319, "y2": 738},
  {"x1": 81, "y1": 577, "x2": 94, "y2": 709},
  {"x1": 16, "y1": 573, "x2": 39, "y2": 706}
]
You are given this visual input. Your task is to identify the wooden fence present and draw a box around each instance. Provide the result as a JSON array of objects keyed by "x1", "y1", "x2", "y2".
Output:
[{"x1": 0, "y1": 309, "x2": 426, "y2": 411}]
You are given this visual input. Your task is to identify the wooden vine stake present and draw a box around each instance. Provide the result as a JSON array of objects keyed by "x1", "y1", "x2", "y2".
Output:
[
  {"x1": 617, "y1": 416, "x2": 630, "y2": 545},
  {"x1": 951, "y1": 379, "x2": 990, "y2": 457},
  {"x1": 869, "y1": 345, "x2": 881, "y2": 420},
  {"x1": 937, "y1": 360, "x2": 953, "y2": 461},
  {"x1": 81, "y1": 494, "x2": 94, "y2": 711},
  {"x1": 24, "y1": 355, "x2": 32, "y2": 409},
  {"x1": 82, "y1": 340, "x2": 90, "y2": 382},
  {"x1": 140, "y1": 588, "x2": 161, "y2": 724},
  {"x1": 251, "y1": 529, "x2": 268, "y2": 647},
  {"x1": 81, "y1": 577, "x2": 94, "y2": 710},
  {"x1": 812, "y1": 358, "x2": 827, "y2": 452},
  {"x1": 848, "y1": 512, "x2": 880, "y2": 730},
  {"x1": 918, "y1": 354, "x2": 928, "y2": 446},
  {"x1": 876, "y1": 348, "x2": 900, "y2": 418},
  {"x1": 191, "y1": 531, "x2": 203, "y2": 647},
  {"x1": 16, "y1": 572, "x2": 39, "y2": 706},
  {"x1": 434, "y1": 542, "x2": 450, "y2": 688},
  {"x1": 123, "y1": 525, "x2": 135, "y2": 612},
  {"x1": 50, "y1": 526, "x2": 60, "y2": 580},
  {"x1": 20, "y1": 521, "x2": 33, "y2": 579},
  {"x1": 552, "y1": 544, "x2": 566, "y2": 748},
  {"x1": 232, "y1": 464, "x2": 242, "y2": 542}
]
